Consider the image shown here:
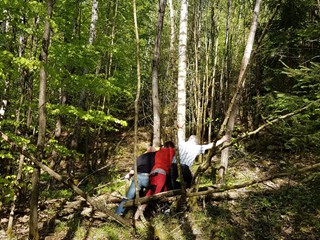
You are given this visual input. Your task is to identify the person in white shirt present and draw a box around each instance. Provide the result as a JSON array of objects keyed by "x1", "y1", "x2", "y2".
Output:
[{"x1": 172, "y1": 135, "x2": 229, "y2": 167}]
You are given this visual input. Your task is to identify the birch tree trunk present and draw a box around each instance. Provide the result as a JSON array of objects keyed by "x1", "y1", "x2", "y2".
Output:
[
  {"x1": 177, "y1": 0, "x2": 188, "y2": 143},
  {"x1": 89, "y1": 0, "x2": 98, "y2": 45},
  {"x1": 152, "y1": 0, "x2": 167, "y2": 147},
  {"x1": 0, "y1": 87, "x2": 8, "y2": 120},
  {"x1": 176, "y1": 0, "x2": 188, "y2": 207},
  {"x1": 218, "y1": 0, "x2": 263, "y2": 184},
  {"x1": 29, "y1": 1, "x2": 53, "y2": 239}
]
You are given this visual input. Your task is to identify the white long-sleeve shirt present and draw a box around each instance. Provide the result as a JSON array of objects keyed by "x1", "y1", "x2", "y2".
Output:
[{"x1": 172, "y1": 141, "x2": 213, "y2": 167}]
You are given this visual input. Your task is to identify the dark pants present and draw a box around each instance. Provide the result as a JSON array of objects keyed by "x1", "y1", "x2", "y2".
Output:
[{"x1": 167, "y1": 163, "x2": 193, "y2": 190}]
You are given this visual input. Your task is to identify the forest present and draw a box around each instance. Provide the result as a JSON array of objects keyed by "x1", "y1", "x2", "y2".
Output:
[{"x1": 0, "y1": 0, "x2": 319, "y2": 239}]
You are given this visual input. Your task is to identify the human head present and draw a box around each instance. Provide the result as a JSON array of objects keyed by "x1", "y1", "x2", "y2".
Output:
[
  {"x1": 187, "y1": 135, "x2": 198, "y2": 144},
  {"x1": 147, "y1": 146, "x2": 156, "y2": 152},
  {"x1": 163, "y1": 141, "x2": 175, "y2": 148}
]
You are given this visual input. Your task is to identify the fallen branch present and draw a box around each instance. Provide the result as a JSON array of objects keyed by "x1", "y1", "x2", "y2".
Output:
[
  {"x1": 123, "y1": 162, "x2": 320, "y2": 207},
  {"x1": 0, "y1": 131, "x2": 132, "y2": 227}
]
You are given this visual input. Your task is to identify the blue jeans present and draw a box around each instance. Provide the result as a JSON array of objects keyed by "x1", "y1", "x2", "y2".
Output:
[{"x1": 115, "y1": 173, "x2": 150, "y2": 215}]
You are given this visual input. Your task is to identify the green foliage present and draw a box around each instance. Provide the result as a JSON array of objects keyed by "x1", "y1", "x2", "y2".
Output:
[
  {"x1": 46, "y1": 139, "x2": 82, "y2": 158},
  {"x1": 0, "y1": 176, "x2": 15, "y2": 204},
  {"x1": 282, "y1": 62, "x2": 320, "y2": 100},
  {"x1": 47, "y1": 103, "x2": 127, "y2": 131},
  {"x1": 0, "y1": 50, "x2": 13, "y2": 80},
  {"x1": 12, "y1": 56, "x2": 39, "y2": 73},
  {"x1": 258, "y1": 59, "x2": 320, "y2": 153}
]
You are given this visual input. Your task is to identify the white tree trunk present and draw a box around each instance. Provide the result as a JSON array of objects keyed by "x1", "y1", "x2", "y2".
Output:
[
  {"x1": 89, "y1": 0, "x2": 98, "y2": 45},
  {"x1": 177, "y1": 0, "x2": 188, "y2": 142}
]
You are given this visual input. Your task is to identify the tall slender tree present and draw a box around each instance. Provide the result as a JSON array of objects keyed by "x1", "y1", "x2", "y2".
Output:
[
  {"x1": 132, "y1": 0, "x2": 144, "y2": 223},
  {"x1": 152, "y1": 0, "x2": 167, "y2": 147},
  {"x1": 218, "y1": 0, "x2": 263, "y2": 184},
  {"x1": 177, "y1": 0, "x2": 188, "y2": 143},
  {"x1": 208, "y1": 0, "x2": 221, "y2": 142},
  {"x1": 29, "y1": 0, "x2": 53, "y2": 239},
  {"x1": 176, "y1": 0, "x2": 189, "y2": 206}
]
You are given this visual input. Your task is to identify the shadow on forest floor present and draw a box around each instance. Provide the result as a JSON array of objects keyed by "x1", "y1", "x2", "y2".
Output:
[
  {"x1": 205, "y1": 173, "x2": 320, "y2": 239},
  {"x1": 1, "y1": 142, "x2": 319, "y2": 239}
]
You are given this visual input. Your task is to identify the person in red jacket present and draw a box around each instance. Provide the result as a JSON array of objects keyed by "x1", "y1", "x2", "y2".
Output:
[{"x1": 134, "y1": 141, "x2": 175, "y2": 220}]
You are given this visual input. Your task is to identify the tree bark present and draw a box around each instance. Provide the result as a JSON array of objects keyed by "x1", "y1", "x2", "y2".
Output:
[
  {"x1": 89, "y1": 0, "x2": 98, "y2": 45},
  {"x1": 177, "y1": 0, "x2": 188, "y2": 143},
  {"x1": 176, "y1": 0, "x2": 189, "y2": 208},
  {"x1": 29, "y1": 1, "x2": 53, "y2": 239},
  {"x1": 192, "y1": 1, "x2": 203, "y2": 138},
  {"x1": 152, "y1": 0, "x2": 167, "y2": 147},
  {"x1": 132, "y1": 0, "x2": 144, "y2": 223},
  {"x1": 7, "y1": 145, "x2": 25, "y2": 237},
  {"x1": 208, "y1": 1, "x2": 221, "y2": 142},
  {"x1": 166, "y1": 0, "x2": 175, "y2": 80},
  {"x1": 218, "y1": 0, "x2": 263, "y2": 184}
]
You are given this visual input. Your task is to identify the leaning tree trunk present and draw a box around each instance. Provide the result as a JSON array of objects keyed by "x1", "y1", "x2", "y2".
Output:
[
  {"x1": 152, "y1": 0, "x2": 167, "y2": 147},
  {"x1": 218, "y1": 0, "x2": 263, "y2": 184},
  {"x1": 29, "y1": 1, "x2": 53, "y2": 239}
]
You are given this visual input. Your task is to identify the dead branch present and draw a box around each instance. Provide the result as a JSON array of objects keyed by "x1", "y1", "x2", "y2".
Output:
[
  {"x1": 122, "y1": 162, "x2": 320, "y2": 207},
  {"x1": 0, "y1": 131, "x2": 132, "y2": 227}
]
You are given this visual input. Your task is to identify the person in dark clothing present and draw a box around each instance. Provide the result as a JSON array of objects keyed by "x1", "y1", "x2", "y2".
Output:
[
  {"x1": 166, "y1": 163, "x2": 193, "y2": 190},
  {"x1": 115, "y1": 151, "x2": 156, "y2": 215}
]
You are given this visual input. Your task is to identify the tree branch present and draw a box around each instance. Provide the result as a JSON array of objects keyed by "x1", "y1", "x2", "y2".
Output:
[
  {"x1": 222, "y1": 99, "x2": 320, "y2": 149},
  {"x1": 122, "y1": 162, "x2": 320, "y2": 207},
  {"x1": 0, "y1": 131, "x2": 132, "y2": 227}
]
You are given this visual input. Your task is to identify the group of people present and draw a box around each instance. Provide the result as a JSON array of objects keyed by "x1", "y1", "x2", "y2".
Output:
[{"x1": 115, "y1": 135, "x2": 228, "y2": 218}]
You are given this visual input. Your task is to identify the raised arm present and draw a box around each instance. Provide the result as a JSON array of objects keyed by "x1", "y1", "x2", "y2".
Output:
[
  {"x1": 215, "y1": 135, "x2": 230, "y2": 146},
  {"x1": 198, "y1": 142, "x2": 214, "y2": 154}
]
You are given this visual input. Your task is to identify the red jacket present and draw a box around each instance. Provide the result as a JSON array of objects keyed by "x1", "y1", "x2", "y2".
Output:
[{"x1": 151, "y1": 147, "x2": 175, "y2": 174}]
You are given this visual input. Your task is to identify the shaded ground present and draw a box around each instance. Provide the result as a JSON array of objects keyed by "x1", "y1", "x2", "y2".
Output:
[{"x1": 0, "y1": 130, "x2": 319, "y2": 239}]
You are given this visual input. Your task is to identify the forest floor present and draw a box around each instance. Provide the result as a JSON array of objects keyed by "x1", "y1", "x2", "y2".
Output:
[{"x1": 0, "y1": 128, "x2": 319, "y2": 239}]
